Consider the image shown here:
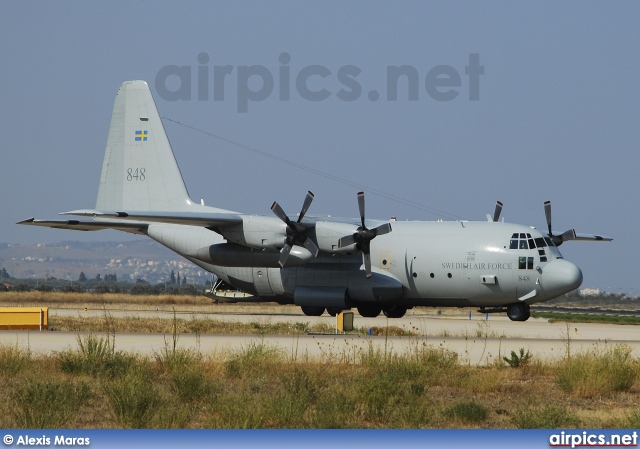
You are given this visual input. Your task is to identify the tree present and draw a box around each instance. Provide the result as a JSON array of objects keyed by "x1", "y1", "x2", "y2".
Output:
[
  {"x1": 95, "y1": 274, "x2": 102, "y2": 281},
  {"x1": 78, "y1": 271, "x2": 87, "y2": 282},
  {"x1": 0, "y1": 268, "x2": 9, "y2": 279}
]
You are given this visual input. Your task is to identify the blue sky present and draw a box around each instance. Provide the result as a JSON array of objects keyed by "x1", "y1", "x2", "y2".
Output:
[{"x1": 1, "y1": 2, "x2": 638, "y2": 294}]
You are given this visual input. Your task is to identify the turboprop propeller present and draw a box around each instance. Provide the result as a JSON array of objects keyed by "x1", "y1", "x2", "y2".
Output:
[
  {"x1": 271, "y1": 191, "x2": 320, "y2": 267},
  {"x1": 338, "y1": 191, "x2": 392, "y2": 278}
]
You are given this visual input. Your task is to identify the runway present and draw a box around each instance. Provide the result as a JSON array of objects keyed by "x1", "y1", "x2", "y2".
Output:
[{"x1": 1, "y1": 307, "x2": 639, "y2": 365}]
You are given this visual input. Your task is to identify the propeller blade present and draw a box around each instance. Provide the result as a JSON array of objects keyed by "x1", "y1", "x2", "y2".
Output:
[
  {"x1": 278, "y1": 243, "x2": 293, "y2": 268},
  {"x1": 357, "y1": 191, "x2": 366, "y2": 228},
  {"x1": 303, "y1": 237, "x2": 320, "y2": 257},
  {"x1": 298, "y1": 191, "x2": 314, "y2": 223},
  {"x1": 338, "y1": 234, "x2": 356, "y2": 248},
  {"x1": 493, "y1": 201, "x2": 503, "y2": 222},
  {"x1": 363, "y1": 252, "x2": 372, "y2": 278},
  {"x1": 271, "y1": 201, "x2": 290, "y2": 225},
  {"x1": 339, "y1": 234, "x2": 356, "y2": 248},
  {"x1": 373, "y1": 223, "x2": 392, "y2": 237},
  {"x1": 544, "y1": 201, "x2": 552, "y2": 236}
]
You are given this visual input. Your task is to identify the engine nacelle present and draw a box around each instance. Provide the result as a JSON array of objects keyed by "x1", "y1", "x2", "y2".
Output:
[
  {"x1": 197, "y1": 243, "x2": 312, "y2": 267},
  {"x1": 218, "y1": 216, "x2": 287, "y2": 250},
  {"x1": 314, "y1": 220, "x2": 359, "y2": 253}
]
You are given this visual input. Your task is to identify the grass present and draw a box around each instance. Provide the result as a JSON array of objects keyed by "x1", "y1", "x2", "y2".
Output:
[
  {"x1": 556, "y1": 345, "x2": 638, "y2": 396},
  {"x1": 2, "y1": 292, "x2": 640, "y2": 428},
  {"x1": 0, "y1": 338, "x2": 639, "y2": 429},
  {"x1": 532, "y1": 311, "x2": 640, "y2": 325}
]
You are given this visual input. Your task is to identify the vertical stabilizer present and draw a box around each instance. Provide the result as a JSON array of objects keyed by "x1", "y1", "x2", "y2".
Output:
[{"x1": 96, "y1": 80, "x2": 193, "y2": 211}]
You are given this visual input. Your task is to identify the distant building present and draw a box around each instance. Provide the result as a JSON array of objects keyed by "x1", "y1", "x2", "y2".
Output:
[{"x1": 580, "y1": 288, "x2": 601, "y2": 296}]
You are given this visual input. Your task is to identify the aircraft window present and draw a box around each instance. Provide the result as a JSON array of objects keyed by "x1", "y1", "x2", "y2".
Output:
[
  {"x1": 510, "y1": 240, "x2": 518, "y2": 249},
  {"x1": 527, "y1": 257, "x2": 534, "y2": 269},
  {"x1": 512, "y1": 233, "x2": 518, "y2": 238},
  {"x1": 528, "y1": 239, "x2": 536, "y2": 249},
  {"x1": 538, "y1": 249, "x2": 545, "y2": 256},
  {"x1": 526, "y1": 233, "x2": 531, "y2": 238},
  {"x1": 519, "y1": 233, "x2": 526, "y2": 239},
  {"x1": 535, "y1": 237, "x2": 546, "y2": 247},
  {"x1": 544, "y1": 237, "x2": 555, "y2": 247},
  {"x1": 540, "y1": 256, "x2": 547, "y2": 262},
  {"x1": 519, "y1": 240, "x2": 529, "y2": 250},
  {"x1": 519, "y1": 257, "x2": 526, "y2": 269}
]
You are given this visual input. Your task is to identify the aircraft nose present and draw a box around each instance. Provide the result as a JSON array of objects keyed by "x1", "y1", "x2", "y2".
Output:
[{"x1": 543, "y1": 259, "x2": 583, "y2": 294}]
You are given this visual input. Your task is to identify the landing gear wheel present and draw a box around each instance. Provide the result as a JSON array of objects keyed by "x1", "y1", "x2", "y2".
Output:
[
  {"x1": 327, "y1": 307, "x2": 342, "y2": 317},
  {"x1": 301, "y1": 306, "x2": 325, "y2": 317},
  {"x1": 357, "y1": 306, "x2": 382, "y2": 318},
  {"x1": 383, "y1": 306, "x2": 407, "y2": 318},
  {"x1": 506, "y1": 303, "x2": 531, "y2": 321}
]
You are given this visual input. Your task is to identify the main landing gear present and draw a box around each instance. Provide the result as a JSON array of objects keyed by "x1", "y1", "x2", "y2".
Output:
[{"x1": 300, "y1": 305, "x2": 408, "y2": 318}]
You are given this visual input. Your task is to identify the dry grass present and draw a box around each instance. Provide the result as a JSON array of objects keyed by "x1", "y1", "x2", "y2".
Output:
[{"x1": 0, "y1": 338, "x2": 638, "y2": 428}]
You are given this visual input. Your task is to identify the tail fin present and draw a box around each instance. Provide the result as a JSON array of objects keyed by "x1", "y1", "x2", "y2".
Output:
[{"x1": 95, "y1": 80, "x2": 194, "y2": 211}]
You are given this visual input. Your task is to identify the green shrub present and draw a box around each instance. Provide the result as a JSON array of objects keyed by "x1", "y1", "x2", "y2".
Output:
[{"x1": 503, "y1": 348, "x2": 532, "y2": 368}]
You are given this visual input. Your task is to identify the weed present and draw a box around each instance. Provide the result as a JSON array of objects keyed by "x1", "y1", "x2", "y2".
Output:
[
  {"x1": 57, "y1": 334, "x2": 135, "y2": 378},
  {"x1": 556, "y1": 345, "x2": 638, "y2": 396},
  {"x1": 627, "y1": 408, "x2": 640, "y2": 428},
  {"x1": 11, "y1": 379, "x2": 91, "y2": 428},
  {"x1": 512, "y1": 405, "x2": 579, "y2": 428},
  {"x1": 442, "y1": 400, "x2": 489, "y2": 423},
  {"x1": 503, "y1": 348, "x2": 532, "y2": 368},
  {"x1": 104, "y1": 369, "x2": 164, "y2": 428},
  {"x1": 170, "y1": 367, "x2": 218, "y2": 403},
  {"x1": 0, "y1": 344, "x2": 30, "y2": 377},
  {"x1": 224, "y1": 341, "x2": 282, "y2": 378}
]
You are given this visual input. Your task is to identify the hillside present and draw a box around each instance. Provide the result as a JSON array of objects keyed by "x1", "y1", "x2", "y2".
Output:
[{"x1": 0, "y1": 240, "x2": 209, "y2": 285}]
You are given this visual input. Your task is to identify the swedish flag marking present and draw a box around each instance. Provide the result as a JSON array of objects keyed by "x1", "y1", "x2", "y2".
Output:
[{"x1": 135, "y1": 130, "x2": 148, "y2": 141}]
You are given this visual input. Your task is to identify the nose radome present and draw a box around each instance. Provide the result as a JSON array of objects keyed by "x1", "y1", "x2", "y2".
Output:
[{"x1": 543, "y1": 259, "x2": 583, "y2": 294}]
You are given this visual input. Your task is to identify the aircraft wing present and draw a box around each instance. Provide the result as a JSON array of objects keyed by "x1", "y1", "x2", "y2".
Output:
[
  {"x1": 62, "y1": 209, "x2": 244, "y2": 228},
  {"x1": 570, "y1": 231, "x2": 613, "y2": 242},
  {"x1": 17, "y1": 217, "x2": 148, "y2": 235}
]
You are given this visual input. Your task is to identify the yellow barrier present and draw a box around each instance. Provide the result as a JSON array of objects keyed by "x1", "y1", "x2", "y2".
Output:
[
  {"x1": 336, "y1": 311, "x2": 354, "y2": 332},
  {"x1": 0, "y1": 307, "x2": 48, "y2": 330}
]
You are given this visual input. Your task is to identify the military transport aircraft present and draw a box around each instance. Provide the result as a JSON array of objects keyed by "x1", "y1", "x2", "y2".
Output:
[{"x1": 19, "y1": 80, "x2": 612, "y2": 321}]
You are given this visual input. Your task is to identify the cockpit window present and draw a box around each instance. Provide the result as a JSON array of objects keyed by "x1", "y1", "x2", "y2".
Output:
[
  {"x1": 510, "y1": 239, "x2": 518, "y2": 249},
  {"x1": 544, "y1": 237, "x2": 555, "y2": 247},
  {"x1": 519, "y1": 240, "x2": 528, "y2": 250},
  {"x1": 534, "y1": 237, "x2": 547, "y2": 247}
]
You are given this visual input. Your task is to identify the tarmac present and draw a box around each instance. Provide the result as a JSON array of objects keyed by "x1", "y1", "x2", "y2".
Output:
[{"x1": 1, "y1": 306, "x2": 638, "y2": 365}]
